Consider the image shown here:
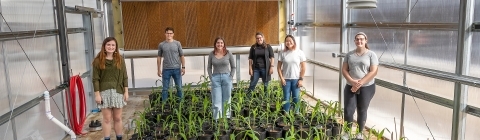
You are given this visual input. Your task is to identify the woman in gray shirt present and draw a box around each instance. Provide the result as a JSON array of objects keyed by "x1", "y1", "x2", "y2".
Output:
[
  {"x1": 207, "y1": 37, "x2": 236, "y2": 120},
  {"x1": 341, "y1": 32, "x2": 379, "y2": 140}
]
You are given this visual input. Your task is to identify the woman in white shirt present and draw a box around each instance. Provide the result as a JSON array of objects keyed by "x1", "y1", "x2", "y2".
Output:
[{"x1": 277, "y1": 35, "x2": 306, "y2": 113}]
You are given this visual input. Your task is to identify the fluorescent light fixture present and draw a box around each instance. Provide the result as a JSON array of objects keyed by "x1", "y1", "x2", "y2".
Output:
[{"x1": 347, "y1": 0, "x2": 377, "y2": 9}]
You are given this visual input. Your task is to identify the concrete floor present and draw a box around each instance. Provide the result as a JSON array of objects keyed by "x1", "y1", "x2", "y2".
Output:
[
  {"x1": 63, "y1": 92, "x2": 149, "y2": 140},
  {"x1": 63, "y1": 91, "x2": 380, "y2": 140}
]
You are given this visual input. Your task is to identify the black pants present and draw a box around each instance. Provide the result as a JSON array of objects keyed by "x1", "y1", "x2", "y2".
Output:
[{"x1": 343, "y1": 84, "x2": 376, "y2": 132}]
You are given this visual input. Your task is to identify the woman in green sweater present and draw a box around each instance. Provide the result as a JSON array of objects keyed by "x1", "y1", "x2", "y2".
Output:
[{"x1": 92, "y1": 37, "x2": 129, "y2": 140}]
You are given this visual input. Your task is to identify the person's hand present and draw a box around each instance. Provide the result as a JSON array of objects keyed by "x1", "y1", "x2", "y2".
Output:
[
  {"x1": 351, "y1": 86, "x2": 359, "y2": 93},
  {"x1": 181, "y1": 69, "x2": 185, "y2": 76},
  {"x1": 123, "y1": 93, "x2": 129, "y2": 102},
  {"x1": 348, "y1": 79, "x2": 359, "y2": 85},
  {"x1": 354, "y1": 80, "x2": 364, "y2": 88},
  {"x1": 157, "y1": 70, "x2": 162, "y2": 77},
  {"x1": 95, "y1": 94, "x2": 102, "y2": 104},
  {"x1": 249, "y1": 69, "x2": 253, "y2": 76},
  {"x1": 297, "y1": 80, "x2": 303, "y2": 88},
  {"x1": 269, "y1": 68, "x2": 273, "y2": 75},
  {"x1": 281, "y1": 79, "x2": 286, "y2": 86}
]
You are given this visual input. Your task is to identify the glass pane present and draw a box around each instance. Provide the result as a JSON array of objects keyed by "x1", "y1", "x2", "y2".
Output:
[
  {"x1": 377, "y1": 67, "x2": 404, "y2": 86},
  {"x1": 5, "y1": 36, "x2": 61, "y2": 109},
  {"x1": 349, "y1": 29, "x2": 406, "y2": 64},
  {"x1": 351, "y1": 1, "x2": 407, "y2": 22},
  {"x1": 475, "y1": 0, "x2": 480, "y2": 21},
  {"x1": 69, "y1": 33, "x2": 87, "y2": 75},
  {"x1": 0, "y1": 122, "x2": 14, "y2": 140},
  {"x1": 0, "y1": 0, "x2": 55, "y2": 31},
  {"x1": 297, "y1": 26, "x2": 315, "y2": 60},
  {"x1": 66, "y1": 13, "x2": 84, "y2": 28},
  {"x1": 470, "y1": 33, "x2": 480, "y2": 78},
  {"x1": 297, "y1": 0, "x2": 314, "y2": 22},
  {"x1": 467, "y1": 87, "x2": 480, "y2": 108},
  {"x1": 314, "y1": 27, "x2": 340, "y2": 67},
  {"x1": 366, "y1": 86, "x2": 402, "y2": 138},
  {"x1": 65, "y1": 0, "x2": 83, "y2": 7},
  {"x1": 409, "y1": 0, "x2": 459, "y2": 23},
  {"x1": 0, "y1": 42, "x2": 10, "y2": 115},
  {"x1": 465, "y1": 114, "x2": 480, "y2": 140},
  {"x1": 315, "y1": 0, "x2": 340, "y2": 23},
  {"x1": 406, "y1": 73, "x2": 454, "y2": 100},
  {"x1": 408, "y1": 30, "x2": 457, "y2": 73},
  {"x1": 14, "y1": 93, "x2": 66, "y2": 140},
  {"x1": 303, "y1": 63, "x2": 314, "y2": 97},
  {"x1": 312, "y1": 65, "x2": 339, "y2": 102},
  {"x1": 403, "y1": 97, "x2": 452, "y2": 140}
]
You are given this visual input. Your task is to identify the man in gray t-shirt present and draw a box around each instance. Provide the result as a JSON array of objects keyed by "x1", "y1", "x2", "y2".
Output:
[{"x1": 157, "y1": 27, "x2": 185, "y2": 101}]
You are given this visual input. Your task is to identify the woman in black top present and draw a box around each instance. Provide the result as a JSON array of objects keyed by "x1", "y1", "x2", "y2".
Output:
[{"x1": 248, "y1": 32, "x2": 274, "y2": 94}]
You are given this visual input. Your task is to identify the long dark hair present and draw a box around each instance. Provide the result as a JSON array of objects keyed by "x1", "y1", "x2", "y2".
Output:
[
  {"x1": 355, "y1": 32, "x2": 369, "y2": 49},
  {"x1": 93, "y1": 37, "x2": 122, "y2": 69},
  {"x1": 213, "y1": 37, "x2": 228, "y2": 56},
  {"x1": 284, "y1": 35, "x2": 297, "y2": 51}
]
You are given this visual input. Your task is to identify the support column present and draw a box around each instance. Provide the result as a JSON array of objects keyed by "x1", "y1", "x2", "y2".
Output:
[
  {"x1": 83, "y1": 12, "x2": 96, "y2": 111},
  {"x1": 339, "y1": 0, "x2": 348, "y2": 109},
  {"x1": 111, "y1": 0, "x2": 124, "y2": 49},
  {"x1": 2, "y1": 42, "x2": 18, "y2": 140},
  {"x1": 54, "y1": 0, "x2": 72, "y2": 130},
  {"x1": 400, "y1": 0, "x2": 412, "y2": 138},
  {"x1": 451, "y1": 0, "x2": 474, "y2": 139}
]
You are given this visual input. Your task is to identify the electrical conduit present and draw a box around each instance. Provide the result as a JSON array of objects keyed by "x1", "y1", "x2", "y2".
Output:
[{"x1": 44, "y1": 91, "x2": 76, "y2": 140}]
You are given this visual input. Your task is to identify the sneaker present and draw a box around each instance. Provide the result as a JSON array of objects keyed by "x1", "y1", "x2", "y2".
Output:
[
  {"x1": 88, "y1": 120, "x2": 95, "y2": 128},
  {"x1": 341, "y1": 133, "x2": 350, "y2": 140},
  {"x1": 355, "y1": 133, "x2": 363, "y2": 140},
  {"x1": 94, "y1": 120, "x2": 102, "y2": 127}
]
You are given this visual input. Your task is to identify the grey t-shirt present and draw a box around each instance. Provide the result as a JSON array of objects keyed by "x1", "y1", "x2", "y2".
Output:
[
  {"x1": 207, "y1": 51, "x2": 236, "y2": 79},
  {"x1": 344, "y1": 50, "x2": 379, "y2": 86},
  {"x1": 158, "y1": 40, "x2": 184, "y2": 69}
]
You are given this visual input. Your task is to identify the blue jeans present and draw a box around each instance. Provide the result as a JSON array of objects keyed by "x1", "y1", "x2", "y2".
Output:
[
  {"x1": 211, "y1": 73, "x2": 232, "y2": 119},
  {"x1": 248, "y1": 68, "x2": 269, "y2": 94},
  {"x1": 283, "y1": 79, "x2": 300, "y2": 113},
  {"x1": 162, "y1": 68, "x2": 183, "y2": 102}
]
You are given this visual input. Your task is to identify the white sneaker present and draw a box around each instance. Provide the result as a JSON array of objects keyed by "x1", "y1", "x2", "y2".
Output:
[
  {"x1": 355, "y1": 133, "x2": 364, "y2": 140},
  {"x1": 341, "y1": 133, "x2": 350, "y2": 140}
]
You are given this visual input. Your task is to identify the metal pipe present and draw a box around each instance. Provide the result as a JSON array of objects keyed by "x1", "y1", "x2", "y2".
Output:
[
  {"x1": 452, "y1": 0, "x2": 474, "y2": 139},
  {"x1": 400, "y1": 0, "x2": 412, "y2": 138},
  {"x1": 55, "y1": 0, "x2": 71, "y2": 85},
  {"x1": 130, "y1": 58, "x2": 136, "y2": 96},
  {"x1": 122, "y1": 45, "x2": 281, "y2": 58},
  {"x1": 236, "y1": 54, "x2": 240, "y2": 84},
  {"x1": 339, "y1": 0, "x2": 348, "y2": 109},
  {"x1": 44, "y1": 91, "x2": 76, "y2": 140}
]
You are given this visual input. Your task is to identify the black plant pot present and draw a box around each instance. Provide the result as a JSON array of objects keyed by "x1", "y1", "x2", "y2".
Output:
[
  {"x1": 296, "y1": 126, "x2": 311, "y2": 139},
  {"x1": 266, "y1": 127, "x2": 282, "y2": 139},
  {"x1": 197, "y1": 132, "x2": 213, "y2": 140},
  {"x1": 251, "y1": 127, "x2": 266, "y2": 140},
  {"x1": 232, "y1": 127, "x2": 246, "y2": 140},
  {"x1": 329, "y1": 122, "x2": 341, "y2": 137}
]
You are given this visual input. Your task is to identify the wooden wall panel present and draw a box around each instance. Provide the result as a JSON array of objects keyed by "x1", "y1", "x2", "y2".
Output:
[
  {"x1": 196, "y1": 1, "x2": 211, "y2": 47},
  {"x1": 256, "y1": 1, "x2": 279, "y2": 44},
  {"x1": 122, "y1": 2, "x2": 148, "y2": 50},
  {"x1": 145, "y1": 2, "x2": 164, "y2": 50},
  {"x1": 184, "y1": 2, "x2": 198, "y2": 47},
  {"x1": 122, "y1": 1, "x2": 279, "y2": 50}
]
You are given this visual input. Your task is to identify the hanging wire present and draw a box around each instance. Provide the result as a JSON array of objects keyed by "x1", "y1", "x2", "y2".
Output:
[
  {"x1": 1, "y1": 0, "x2": 67, "y2": 139},
  {"x1": 367, "y1": 0, "x2": 436, "y2": 139}
]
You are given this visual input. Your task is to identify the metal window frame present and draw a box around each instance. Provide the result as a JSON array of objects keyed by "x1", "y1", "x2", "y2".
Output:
[{"x1": 305, "y1": 59, "x2": 480, "y2": 118}]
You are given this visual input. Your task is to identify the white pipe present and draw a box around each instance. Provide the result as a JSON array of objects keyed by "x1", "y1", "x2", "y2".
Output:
[
  {"x1": 44, "y1": 91, "x2": 77, "y2": 140},
  {"x1": 120, "y1": 45, "x2": 281, "y2": 58}
]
